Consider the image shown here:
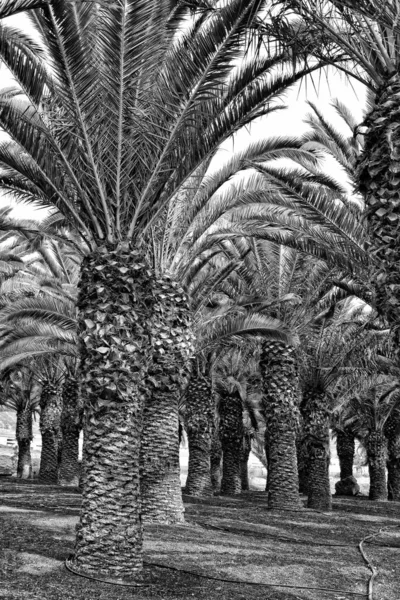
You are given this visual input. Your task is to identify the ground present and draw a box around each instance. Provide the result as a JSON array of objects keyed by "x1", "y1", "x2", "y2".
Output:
[{"x1": 0, "y1": 479, "x2": 399, "y2": 600}]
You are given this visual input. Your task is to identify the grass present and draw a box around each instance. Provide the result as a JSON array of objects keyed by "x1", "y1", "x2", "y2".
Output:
[{"x1": 0, "y1": 480, "x2": 399, "y2": 600}]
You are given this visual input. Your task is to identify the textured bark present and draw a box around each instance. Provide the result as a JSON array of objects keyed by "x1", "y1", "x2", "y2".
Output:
[
  {"x1": 220, "y1": 390, "x2": 243, "y2": 496},
  {"x1": 358, "y1": 75, "x2": 400, "y2": 354},
  {"x1": 297, "y1": 435, "x2": 309, "y2": 495},
  {"x1": 366, "y1": 432, "x2": 388, "y2": 501},
  {"x1": 210, "y1": 425, "x2": 222, "y2": 494},
  {"x1": 261, "y1": 341, "x2": 301, "y2": 509},
  {"x1": 16, "y1": 404, "x2": 33, "y2": 479},
  {"x1": 301, "y1": 387, "x2": 332, "y2": 511},
  {"x1": 240, "y1": 434, "x2": 251, "y2": 491},
  {"x1": 59, "y1": 377, "x2": 82, "y2": 487},
  {"x1": 386, "y1": 430, "x2": 400, "y2": 501},
  {"x1": 38, "y1": 382, "x2": 62, "y2": 484},
  {"x1": 73, "y1": 247, "x2": 155, "y2": 579},
  {"x1": 336, "y1": 430, "x2": 355, "y2": 480},
  {"x1": 184, "y1": 372, "x2": 214, "y2": 497},
  {"x1": 140, "y1": 276, "x2": 193, "y2": 524}
]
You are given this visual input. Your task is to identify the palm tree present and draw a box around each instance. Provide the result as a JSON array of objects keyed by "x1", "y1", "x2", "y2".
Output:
[
  {"x1": 345, "y1": 377, "x2": 400, "y2": 500},
  {"x1": 271, "y1": 0, "x2": 400, "y2": 359},
  {"x1": 0, "y1": 367, "x2": 39, "y2": 478},
  {"x1": 0, "y1": 1, "x2": 334, "y2": 576},
  {"x1": 58, "y1": 361, "x2": 82, "y2": 487}
]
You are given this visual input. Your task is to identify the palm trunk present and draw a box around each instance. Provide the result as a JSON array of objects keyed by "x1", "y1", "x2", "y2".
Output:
[
  {"x1": 261, "y1": 341, "x2": 301, "y2": 509},
  {"x1": 210, "y1": 425, "x2": 222, "y2": 494},
  {"x1": 386, "y1": 432, "x2": 400, "y2": 501},
  {"x1": 220, "y1": 390, "x2": 243, "y2": 496},
  {"x1": 184, "y1": 372, "x2": 214, "y2": 497},
  {"x1": 301, "y1": 387, "x2": 332, "y2": 511},
  {"x1": 38, "y1": 382, "x2": 62, "y2": 484},
  {"x1": 140, "y1": 276, "x2": 193, "y2": 524},
  {"x1": 16, "y1": 403, "x2": 33, "y2": 479},
  {"x1": 366, "y1": 432, "x2": 388, "y2": 501},
  {"x1": 336, "y1": 430, "x2": 355, "y2": 480},
  {"x1": 59, "y1": 377, "x2": 82, "y2": 487},
  {"x1": 297, "y1": 434, "x2": 309, "y2": 495},
  {"x1": 240, "y1": 434, "x2": 251, "y2": 491},
  {"x1": 73, "y1": 247, "x2": 155, "y2": 579},
  {"x1": 359, "y1": 75, "x2": 400, "y2": 352}
]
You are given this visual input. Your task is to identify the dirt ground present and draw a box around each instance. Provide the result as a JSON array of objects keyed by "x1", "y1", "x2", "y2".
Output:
[{"x1": 0, "y1": 479, "x2": 399, "y2": 600}]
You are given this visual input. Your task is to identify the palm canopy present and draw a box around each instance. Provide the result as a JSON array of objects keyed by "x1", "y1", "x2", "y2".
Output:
[
  {"x1": 0, "y1": 0, "x2": 329, "y2": 251},
  {"x1": 270, "y1": 1, "x2": 400, "y2": 89}
]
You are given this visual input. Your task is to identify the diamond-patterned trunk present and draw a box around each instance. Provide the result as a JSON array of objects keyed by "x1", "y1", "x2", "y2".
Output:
[
  {"x1": 296, "y1": 433, "x2": 309, "y2": 495},
  {"x1": 38, "y1": 381, "x2": 62, "y2": 484},
  {"x1": 240, "y1": 434, "x2": 251, "y2": 491},
  {"x1": 59, "y1": 377, "x2": 82, "y2": 487},
  {"x1": 184, "y1": 372, "x2": 214, "y2": 497},
  {"x1": 358, "y1": 74, "x2": 400, "y2": 355},
  {"x1": 366, "y1": 431, "x2": 388, "y2": 501},
  {"x1": 385, "y1": 414, "x2": 400, "y2": 501},
  {"x1": 301, "y1": 386, "x2": 332, "y2": 511},
  {"x1": 260, "y1": 341, "x2": 301, "y2": 509},
  {"x1": 219, "y1": 390, "x2": 243, "y2": 495},
  {"x1": 72, "y1": 246, "x2": 156, "y2": 579},
  {"x1": 140, "y1": 275, "x2": 194, "y2": 524},
  {"x1": 336, "y1": 430, "x2": 355, "y2": 480},
  {"x1": 16, "y1": 403, "x2": 33, "y2": 479},
  {"x1": 210, "y1": 424, "x2": 222, "y2": 494}
]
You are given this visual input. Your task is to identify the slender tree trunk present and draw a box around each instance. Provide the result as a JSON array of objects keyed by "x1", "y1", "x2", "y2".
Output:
[
  {"x1": 140, "y1": 276, "x2": 193, "y2": 524},
  {"x1": 301, "y1": 387, "x2": 332, "y2": 511},
  {"x1": 336, "y1": 430, "x2": 355, "y2": 480},
  {"x1": 261, "y1": 341, "x2": 301, "y2": 509},
  {"x1": 240, "y1": 434, "x2": 251, "y2": 491},
  {"x1": 73, "y1": 247, "x2": 156, "y2": 579},
  {"x1": 16, "y1": 403, "x2": 33, "y2": 479},
  {"x1": 210, "y1": 424, "x2": 222, "y2": 494},
  {"x1": 59, "y1": 377, "x2": 82, "y2": 487},
  {"x1": 38, "y1": 382, "x2": 62, "y2": 484},
  {"x1": 387, "y1": 432, "x2": 400, "y2": 501},
  {"x1": 184, "y1": 372, "x2": 214, "y2": 497},
  {"x1": 358, "y1": 75, "x2": 400, "y2": 355},
  {"x1": 366, "y1": 432, "x2": 388, "y2": 501},
  {"x1": 220, "y1": 390, "x2": 243, "y2": 496}
]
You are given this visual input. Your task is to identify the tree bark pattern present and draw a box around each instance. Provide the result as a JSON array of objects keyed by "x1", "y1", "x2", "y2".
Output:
[
  {"x1": 59, "y1": 377, "x2": 82, "y2": 487},
  {"x1": 38, "y1": 381, "x2": 62, "y2": 484},
  {"x1": 240, "y1": 434, "x2": 251, "y2": 491},
  {"x1": 366, "y1": 432, "x2": 388, "y2": 501},
  {"x1": 261, "y1": 341, "x2": 301, "y2": 509},
  {"x1": 210, "y1": 425, "x2": 222, "y2": 494},
  {"x1": 301, "y1": 387, "x2": 332, "y2": 511},
  {"x1": 184, "y1": 372, "x2": 214, "y2": 497},
  {"x1": 73, "y1": 247, "x2": 156, "y2": 579},
  {"x1": 140, "y1": 276, "x2": 194, "y2": 524},
  {"x1": 336, "y1": 430, "x2": 355, "y2": 480},
  {"x1": 16, "y1": 404, "x2": 32, "y2": 479},
  {"x1": 219, "y1": 390, "x2": 243, "y2": 495},
  {"x1": 296, "y1": 434, "x2": 309, "y2": 495}
]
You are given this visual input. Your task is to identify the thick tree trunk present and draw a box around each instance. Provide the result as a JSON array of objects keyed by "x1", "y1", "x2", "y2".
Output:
[
  {"x1": 261, "y1": 341, "x2": 301, "y2": 509},
  {"x1": 140, "y1": 276, "x2": 193, "y2": 524},
  {"x1": 240, "y1": 434, "x2": 251, "y2": 491},
  {"x1": 336, "y1": 430, "x2": 355, "y2": 480},
  {"x1": 210, "y1": 425, "x2": 222, "y2": 494},
  {"x1": 358, "y1": 75, "x2": 400, "y2": 354},
  {"x1": 59, "y1": 377, "x2": 82, "y2": 487},
  {"x1": 297, "y1": 435, "x2": 309, "y2": 495},
  {"x1": 38, "y1": 382, "x2": 62, "y2": 484},
  {"x1": 184, "y1": 372, "x2": 214, "y2": 497},
  {"x1": 387, "y1": 433, "x2": 400, "y2": 501},
  {"x1": 72, "y1": 247, "x2": 155, "y2": 579},
  {"x1": 366, "y1": 432, "x2": 388, "y2": 501},
  {"x1": 220, "y1": 390, "x2": 243, "y2": 496},
  {"x1": 16, "y1": 404, "x2": 33, "y2": 479},
  {"x1": 301, "y1": 387, "x2": 332, "y2": 511}
]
